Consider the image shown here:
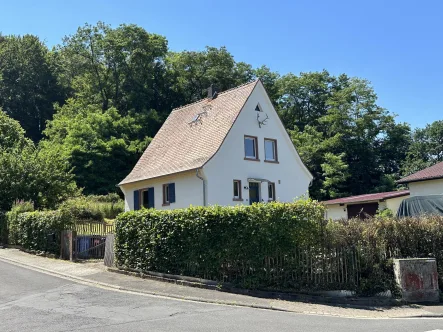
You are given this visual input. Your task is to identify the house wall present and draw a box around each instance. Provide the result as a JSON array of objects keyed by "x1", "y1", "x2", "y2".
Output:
[
  {"x1": 385, "y1": 195, "x2": 408, "y2": 215},
  {"x1": 119, "y1": 170, "x2": 203, "y2": 211},
  {"x1": 408, "y1": 179, "x2": 443, "y2": 196},
  {"x1": 203, "y1": 82, "x2": 312, "y2": 206},
  {"x1": 325, "y1": 204, "x2": 348, "y2": 220}
]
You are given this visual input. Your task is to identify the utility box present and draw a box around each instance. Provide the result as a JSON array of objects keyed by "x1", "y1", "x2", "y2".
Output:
[{"x1": 394, "y1": 258, "x2": 440, "y2": 303}]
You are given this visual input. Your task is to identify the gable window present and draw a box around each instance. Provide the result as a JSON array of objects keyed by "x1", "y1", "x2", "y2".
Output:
[
  {"x1": 233, "y1": 180, "x2": 242, "y2": 201},
  {"x1": 268, "y1": 182, "x2": 276, "y2": 201},
  {"x1": 244, "y1": 135, "x2": 259, "y2": 160},
  {"x1": 163, "y1": 183, "x2": 176, "y2": 206},
  {"x1": 141, "y1": 187, "x2": 155, "y2": 209},
  {"x1": 255, "y1": 103, "x2": 263, "y2": 112},
  {"x1": 264, "y1": 138, "x2": 278, "y2": 163}
]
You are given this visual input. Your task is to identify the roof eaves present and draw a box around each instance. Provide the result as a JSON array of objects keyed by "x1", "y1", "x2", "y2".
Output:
[{"x1": 397, "y1": 174, "x2": 443, "y2": 184}]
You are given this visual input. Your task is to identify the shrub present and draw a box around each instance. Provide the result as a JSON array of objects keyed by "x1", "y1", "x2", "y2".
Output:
[
  {"x1": 7, "y1": 210, "x2": 72, "y2": 254},
  {"x1": 59, "y1": 194, "x2": 124, "y2": 220},
  {"x1": 115, "y1": 200, "x2": 325, "y2": 289},
  {"x1": 0, "y1": 211, "x2": 6, "y2": 244}
]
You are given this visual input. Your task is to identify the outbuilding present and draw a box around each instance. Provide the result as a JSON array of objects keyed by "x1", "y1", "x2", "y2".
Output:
[{"x1": 323, "y1": 190, "x2": 410, "y2": 220}]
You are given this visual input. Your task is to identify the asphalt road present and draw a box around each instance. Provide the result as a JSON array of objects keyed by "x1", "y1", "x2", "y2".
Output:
[{"x1": 1, "y1": 260, "x2": 443, "y2": 332}]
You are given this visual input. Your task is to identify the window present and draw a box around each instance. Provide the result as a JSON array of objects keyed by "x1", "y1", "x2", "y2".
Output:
[
  {"x1": 255, "y1": 103, "x2": 262, "y2": 112},
  {"x1": 141, "y1": 187, "x2": 154, "y2": 209},
  {"x1": 268, "y1": 182, "x2": 276, "y2": 201},
  {"x1": 233, "y1": 180, "x2": 242, "y2": 201},
  {"x1": 244, "y1": 136, "x2": 258, "y2": 160},
  {"x1": 163, "y1": 183, "x2": 176, "y2": 206},
  {"x1": 264, "y1": 138, "x2": 278, "y2": 162}
]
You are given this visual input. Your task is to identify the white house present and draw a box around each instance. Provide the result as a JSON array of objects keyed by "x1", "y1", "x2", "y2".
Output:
[
  {"x1": 323, "y1": 190, "x2": 410, "y2": 220},
  {"x1": 397, "y1": 161, "x2": 443, "y2": 196},
  {"x1": 118, "y1": 80, "x2": 313, "y2": 211}
]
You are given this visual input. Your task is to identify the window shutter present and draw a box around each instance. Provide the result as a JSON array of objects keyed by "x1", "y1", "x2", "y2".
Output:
[
  {"x1": 169, "y1": 183, "x2": 176, "y2": 203},
  {"x1": 133, "y1": 190, "x2": 140, "y2": 210},
  {"x1": 148, "y1": 187, "x2": 155, "y2": 208}
]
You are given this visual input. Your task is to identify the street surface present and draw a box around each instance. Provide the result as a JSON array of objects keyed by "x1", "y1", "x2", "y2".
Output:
[{"x1": 1, "y1": 260, "x2": 443, "y2": 332}]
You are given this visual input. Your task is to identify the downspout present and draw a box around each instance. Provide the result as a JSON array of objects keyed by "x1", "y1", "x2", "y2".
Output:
[{"x1": 196, "y1": 168, "x2": 207, "y2": 206}]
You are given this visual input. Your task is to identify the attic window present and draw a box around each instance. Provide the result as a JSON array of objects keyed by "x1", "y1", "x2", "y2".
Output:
[{"x1": 255, "y1": 103, "x2": 263, "y2": 112}]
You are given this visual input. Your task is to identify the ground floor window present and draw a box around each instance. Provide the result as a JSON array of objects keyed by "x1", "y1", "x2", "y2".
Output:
[
  {"x1": 268, "y1": 182, "x2": 275, "y2": 201},
  {"x1": 233, "y1": 180, "x2": 242, "y2": 200},
  {"x1": 163, "y1": 183, "x2": 176, "y2": 205}
]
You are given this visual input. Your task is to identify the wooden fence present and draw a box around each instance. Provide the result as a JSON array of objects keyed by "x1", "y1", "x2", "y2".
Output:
[{"x1": 74, "y1": 222, "x2": 115, "y2": 236}]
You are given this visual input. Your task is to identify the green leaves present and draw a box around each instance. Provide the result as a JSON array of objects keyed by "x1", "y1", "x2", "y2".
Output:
[{"x1": 115, "y1": 200, "x2": 325, "y2": 286}]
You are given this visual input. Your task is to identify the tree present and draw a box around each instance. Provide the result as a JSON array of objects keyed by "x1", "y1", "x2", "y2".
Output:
[
  {"x1": 56, "y1": 22, "x2": 169, "y2": 116},
  {"x1": 0, "y1": 111, "x2": 77, "y2": 210},
  {"x1": 288, "y1": 73, "x2": 411, "y2": 200},
  {"x1": 402, "y1": 120, "x2": 443, "y2": 176},
  {"x1": 41, "y1": 99, "x2": 151, "y2": 195},
  {"x1": 166, "y1": 46, "x2": 253, "y2": 106},
  {"x1": 0, "y1": 35, "x2": 63, "y2": 141}
]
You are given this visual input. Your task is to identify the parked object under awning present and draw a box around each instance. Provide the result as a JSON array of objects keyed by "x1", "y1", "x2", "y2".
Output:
[{"x1": 396, "y1": 195, "x2": 443, "y2": 217}]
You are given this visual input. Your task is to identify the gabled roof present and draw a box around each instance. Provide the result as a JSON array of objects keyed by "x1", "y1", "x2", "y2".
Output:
[
  {"x1": 398, "y1": 161, "x2": 443, "y2": 184},
  {"x1": 322, "y1": 190, "x2": 410, "y2": 205},
  {"x1": 119, "y1": 80, "x2": 258, "y2": 185}
]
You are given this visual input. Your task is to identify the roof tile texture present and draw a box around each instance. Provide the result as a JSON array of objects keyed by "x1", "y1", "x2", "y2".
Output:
[
  {"x1": 398, "y1": 161, "x2": 443, "y2": 184},
  {"x1": 119, "y1": 80, "x2": 258, "y2": 185}
]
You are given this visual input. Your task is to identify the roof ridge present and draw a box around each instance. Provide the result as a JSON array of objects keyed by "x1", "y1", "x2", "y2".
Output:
[{"x1": 171, "y1": 79, "x2": 258, "y2": 112}]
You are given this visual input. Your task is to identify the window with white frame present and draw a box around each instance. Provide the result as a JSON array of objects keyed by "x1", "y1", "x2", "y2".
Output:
[
  {"x1": 264, "y1": 138, "x2": 277, "y2": 162},
  {"x1": 268, "y1": 182, "x2": 276, "y2": 201},
  {"x1": 233, "y1": 180, "x2": 242, "y2": 200}
]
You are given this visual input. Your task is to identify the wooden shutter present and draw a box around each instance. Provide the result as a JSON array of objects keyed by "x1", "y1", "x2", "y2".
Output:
[
  {"x1": 169, "y1": 183, "x2": 176, "y2": 203},
  {"x1": 148, "y1": 187, "x2": 155, "y2": 208},
  {"x1": 133, "y1": 190, "x2": 140, "y2": 210}
]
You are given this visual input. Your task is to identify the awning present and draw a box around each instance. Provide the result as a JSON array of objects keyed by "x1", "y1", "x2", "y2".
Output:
[{"x1": 247, "y1": 178, "x2": 270, "y2": 183}]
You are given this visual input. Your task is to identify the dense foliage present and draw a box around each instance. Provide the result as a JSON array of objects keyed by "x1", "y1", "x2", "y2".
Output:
[
  {"x1": 0, "y1": 22, "x2": 441, "y2": 202},
  {"x1": 7, "y1": 209, "x2": 71, "y2": 254},
  {"x1": 115, "y1": 201, "x2": 325, "y2": 289},
  {"x1": 115, "y1": 202, "x2": 443, "y2": 295}
]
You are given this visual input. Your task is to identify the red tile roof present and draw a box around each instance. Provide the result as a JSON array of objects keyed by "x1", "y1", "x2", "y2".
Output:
[
  {"x1": 322, "y1": 190, "x2": 410, "y2": 205},
  {"x1": 398, "y1": 161, "x2": 443, "y2": 184},
  {"x1": 119, "y1": 80, "x2": 258, "y2": 185}
]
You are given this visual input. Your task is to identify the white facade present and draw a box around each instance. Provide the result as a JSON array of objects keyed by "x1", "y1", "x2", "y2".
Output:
[
  {"x1": 408, "y1": 179, "x2": 443, "y2": 197},
  {"x1": 120, "y1": 170, "x2": 203, "y2": 211},
  {"x1": 120, "y1": 81, "x2": 312, "y2": 211},
  {"x1": 203, "y1": 83, "x2": 312, "y2": 206}
]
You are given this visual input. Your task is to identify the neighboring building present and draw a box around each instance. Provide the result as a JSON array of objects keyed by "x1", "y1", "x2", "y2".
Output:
[
  {"x1": 323, "y1": 190, "x2": 410, "y2": 220},
  {"x1": 118, "y1": 80, "x2": 313, "y2": 211},
  {"x1": 398, "y1": 161, "x2": 443, "y2": 196}
]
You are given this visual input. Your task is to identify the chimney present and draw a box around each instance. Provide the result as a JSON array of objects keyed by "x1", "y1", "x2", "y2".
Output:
[{"x1": 207, "y1": 84, "x2": 218, "y2": 100}]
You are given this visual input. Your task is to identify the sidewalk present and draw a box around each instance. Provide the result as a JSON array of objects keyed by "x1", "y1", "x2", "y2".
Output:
[{"x1": 1, "y1": 248, "x2": 443, "y2": 319}]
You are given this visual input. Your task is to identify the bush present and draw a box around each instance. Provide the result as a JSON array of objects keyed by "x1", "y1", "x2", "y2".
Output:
[
  {"x1": 59, "y1": 194, "x2": 124, "y2": 220},
  {"x1": 7, "y1": 210, "x2": 72, "y2": 254},
  {"x1": 115, "y1": 200, "x2": 325, "y2": 289}
]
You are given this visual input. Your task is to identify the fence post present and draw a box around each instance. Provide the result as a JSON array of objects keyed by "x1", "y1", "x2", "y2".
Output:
[
  {"x1": 104, "y1": 234, "x2": 115, "y2": 267},
  {"x1": 60, "y1": 230, "x2": 76, "y2": 261}
]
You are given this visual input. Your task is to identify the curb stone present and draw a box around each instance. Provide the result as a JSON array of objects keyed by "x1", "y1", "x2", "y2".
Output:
[
  {"x1": 2, "y1": 251, "x2": 443, "y2": 318},
  {"x1": 108, "y1": 266, "x2": 403, "y2": 309}
]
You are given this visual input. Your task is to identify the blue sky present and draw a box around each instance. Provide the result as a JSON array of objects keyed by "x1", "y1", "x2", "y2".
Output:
[{"x1": 1, "y1": 0, "x2": 442, "y2": 129}]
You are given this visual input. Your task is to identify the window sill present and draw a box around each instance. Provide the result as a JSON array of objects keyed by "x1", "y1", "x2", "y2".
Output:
[
  {"x1": 233, "y1": 198, "x2": 244, "y2": 201},
  {"x1": 244, "y1": 157, "x2": 260, "y2": 162},
  {"x1": 264, "y1": 160, "x2": 279, "y2": 164},
  {"x1": 162, "y1": 203, "x2": 170, "y2": 206},
  {"x1": 268, "y1": 199, "x2": 275, "y2": 202}
]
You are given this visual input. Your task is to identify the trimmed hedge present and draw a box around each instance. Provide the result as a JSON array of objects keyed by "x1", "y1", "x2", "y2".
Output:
[
  {"x1": 7, "y1": 210, "x2": 72, "y2": 254},
  {"x1": 115, "y1": 200, "x2": 325, "y2": 289}
]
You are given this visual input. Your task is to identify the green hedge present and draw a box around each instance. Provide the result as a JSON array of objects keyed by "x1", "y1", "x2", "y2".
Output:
[
  {"x1": 7, "y1": 210, "x2": 72, "y2": 254},
  {"x1": 115, "y1": 200, "x2": 325, "y2": 289}
]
